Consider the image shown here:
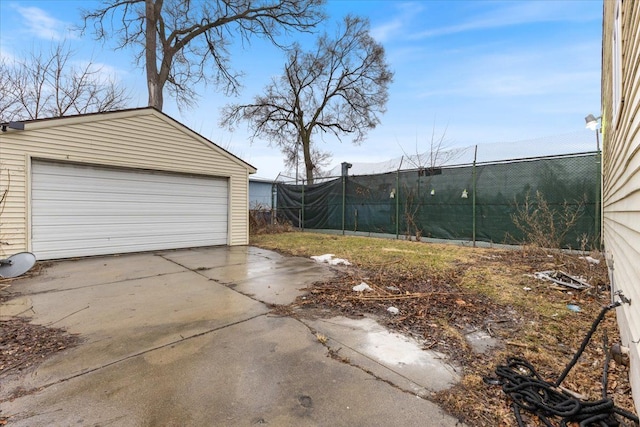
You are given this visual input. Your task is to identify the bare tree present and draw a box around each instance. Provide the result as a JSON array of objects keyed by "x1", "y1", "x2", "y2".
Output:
[
  {"x1": 399, "y1": 123, "x2": 467, "y2": 171},
  {"x1": 281, "y1": 141, "x2": 331, "y2": 182},
  {"x1": 81, "y1": 0, "x2": 325, "y2": 111},
  {"x1": 222, "y1": 15, "x2": 393, "y2": 184},
  {"x1": 0, "y1": 43, "x2": 129, "y2": 121},
  {"x1": 395, "y1": 123, "x2": 469, "y2": 241},
  {"x1": 0, "y1": 59, "x2": 19, "y2": 121}
]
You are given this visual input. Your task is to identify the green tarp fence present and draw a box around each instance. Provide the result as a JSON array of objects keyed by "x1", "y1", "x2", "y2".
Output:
[{"x1": 276, "y1": 153, "x2": 600, "y2": 249}]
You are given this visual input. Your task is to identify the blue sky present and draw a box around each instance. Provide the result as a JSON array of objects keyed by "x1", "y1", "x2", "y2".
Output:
[{"x1": 0, "y1": 0, "x2": 603, "y2": 179}]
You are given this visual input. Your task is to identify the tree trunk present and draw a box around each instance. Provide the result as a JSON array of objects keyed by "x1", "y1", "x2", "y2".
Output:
[
  {"x1": 302, "y1": 132, "x2": 314, "y2": 184},
  {"x1": 148, "y1": 81, "x2": 163, "y2": 110},
  {"x1": 145, "y1": 0, "x2": 163, "y2": 110}
]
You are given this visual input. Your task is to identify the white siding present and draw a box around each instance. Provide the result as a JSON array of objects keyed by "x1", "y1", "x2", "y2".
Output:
[
  {"x1": 0, "y1": 108, "x2": 254, "y2": 258},
  {"x1": 602, "y1": 1, "x2": 640, "y2": 411}
]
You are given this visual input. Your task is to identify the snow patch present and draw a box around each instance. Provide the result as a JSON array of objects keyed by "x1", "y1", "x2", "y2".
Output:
[
  {"x1": 353, "y1": 282, "x2": 373, "y2": 292},
  {"x1": 579, "y1": 256, "x2": 600, "y2": 265},
  {"x1": 311, "y1": 254, "x2": 352, "y2": 266}
]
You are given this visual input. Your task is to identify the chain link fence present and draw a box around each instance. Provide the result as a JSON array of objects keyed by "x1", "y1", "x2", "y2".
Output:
[{"x1": 275, "y1": 151, "x2": 600, "y2": 249}]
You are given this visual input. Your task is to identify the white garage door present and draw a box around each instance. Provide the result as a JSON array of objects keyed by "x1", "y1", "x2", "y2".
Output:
[{"x1": 31, "y1": 161, "x2": 228, "y2": 259}]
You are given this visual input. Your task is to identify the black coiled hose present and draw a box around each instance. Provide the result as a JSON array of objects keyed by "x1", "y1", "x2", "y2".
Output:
[{"x1": 485, "y1": 303, "x2": 639, "y2": 427}]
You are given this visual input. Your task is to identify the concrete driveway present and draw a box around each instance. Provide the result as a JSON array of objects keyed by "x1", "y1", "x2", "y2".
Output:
[{"x1": 1, "y1": 246, "x2": 463, "y2": 426}]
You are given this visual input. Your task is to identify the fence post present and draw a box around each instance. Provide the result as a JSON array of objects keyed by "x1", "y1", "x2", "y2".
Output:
[
  {"x1": 342, "y1": 175, "x2": 346, "y2": 235},
  {"x1": 395, "y1": 157, "x2": 403, "y2": 239},
  {"x1": 301, "y1": 179, "x2": 305, "y2": 231},
  {"x1": 341, "y1": 162, "x2": 352, "y2": 235},
  {"x1": 271, "y1": 182, "x2": 276, "y2": 225},
  {"x1": 472, "y1": 145, "x2": 478, "y2": 247},
  {"x1": 396, "y1": 168, "x2": 400, "y2": 239}
]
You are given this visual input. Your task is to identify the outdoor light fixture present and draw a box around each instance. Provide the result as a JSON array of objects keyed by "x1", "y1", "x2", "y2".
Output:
[
  {"x1": 430, "y1": 189, "x2": 436, "y2": 196},
  {"x1": 461, "y1": 189, "x2": 468, "y2": 199},
  {"x1": 585, "y1": 113, "x2": 602, "y2": 150},
  {"x1": 585, "y1": 114, "x2": 600, "y2": 131}
]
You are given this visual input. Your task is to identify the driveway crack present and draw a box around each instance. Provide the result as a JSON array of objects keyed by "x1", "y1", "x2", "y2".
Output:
[
  {"x1": 291, "y1": 316, "x2": 433, "y2": 401},
  {"x1": 0, "y1": 313, "x2": 268, "y2": 402}
]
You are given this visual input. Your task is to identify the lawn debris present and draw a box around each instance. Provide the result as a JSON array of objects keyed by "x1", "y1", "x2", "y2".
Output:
[
  {"x1": 252, "y1": 233, "x2": 637, "y2": 426},
  {"x1": 352, "y1": 282, "x2": 373, "y2": 292},
  {"x1": 534, "y1": 270, "x2": 591, "y2": 290},
  {"x1": 567, "y1": 304, "x2": 581, "y2": 313},
  {"x1": 387, "y1": 306, "x2": 399, "y2": 315},
  {"x1": 310, "y1": 254, "x2": 352, "y2": 266},
  {"x1": 0, "y1": 317, "x2": 80, "y2": 379},
  {"x1": 580, "y1": 255, "x2": 601, "y2": 265}
]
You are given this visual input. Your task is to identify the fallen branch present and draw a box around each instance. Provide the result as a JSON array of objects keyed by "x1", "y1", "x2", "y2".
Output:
[
  {"x1": 346, "y1": 291, "x2": 455, "y2": 301},
  {"x1": 506, "y1": 341, "x2": 529, "y2": 348}
]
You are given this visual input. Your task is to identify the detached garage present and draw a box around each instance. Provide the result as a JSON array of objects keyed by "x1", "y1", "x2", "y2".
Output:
[{"x1": 0, "y1": 107, "x2": 256, "y2": 260}]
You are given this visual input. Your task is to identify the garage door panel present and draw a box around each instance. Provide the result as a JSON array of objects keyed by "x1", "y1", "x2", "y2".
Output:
[
  {"x1": 31, "y1": 161, "x2": 229, "y2": 259},
  {"x1": 33, "y1": 176, "x2": 227, "y2": 197},
  {"x1": 32, "y1": 221, "x2": 227, "y2": 240},
  {"x1": 34, "y1": 232, "x2": 228, "y2": 250},
  {"x1": 33, "y1": 178, "x2": 226, "y2": 198},
  {"x1": 33, "y1": 203, "x2": 227, "y2": 217},
  {"x1": 35, "y1": 236, "x2": 228, "y2": 259},
  {"x1": 33, "y1": 191, "x2": 227, "y2": 204},
  {"x1": 32, "y1": 215, "x2": 227, "y2": 227}
]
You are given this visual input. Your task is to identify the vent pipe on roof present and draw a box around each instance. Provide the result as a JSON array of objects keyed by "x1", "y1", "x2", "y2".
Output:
[
  {"x1": 341, "y1": 162, "x2": 352, "y2": 177},
  {"x1": 1, "y1": 122, "x2": 25, "y2": 132}
]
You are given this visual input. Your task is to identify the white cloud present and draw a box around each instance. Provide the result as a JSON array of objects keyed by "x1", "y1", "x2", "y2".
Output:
[
  {"x1": 410, "y1": 1, "x2": 599, "y2": 40},
  {"x1": 13, "y1": 5, "x2": 74, "y2": 41},
  {"x1": 72, "y1": 60, "x2": 128, "y2": 85},
  {"x1": 371, "y1": 18, "x2": 404, "y2": 43},
  {"x1": 370, "y1": 1, "x2": 424, "y2": 42},
  {"x1": 409, "y1": 35, "x2": 600, "y2": 101}
]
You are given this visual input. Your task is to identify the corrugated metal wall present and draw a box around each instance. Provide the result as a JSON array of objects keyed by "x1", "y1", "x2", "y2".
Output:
[{"x1": 602, "y1": 0, "x2": 640, "y2": 411}]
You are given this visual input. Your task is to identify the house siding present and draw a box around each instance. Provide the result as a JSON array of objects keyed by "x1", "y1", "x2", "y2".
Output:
[
  {"x1": 0, "y1": 108, "x2": 255, "y2": 256},
  {"x1": 249, "y1": 180, "x2": 275, "y2": 209},
  {"x1": 602, "y1": 0, "x2": 640, "y2": 410}
]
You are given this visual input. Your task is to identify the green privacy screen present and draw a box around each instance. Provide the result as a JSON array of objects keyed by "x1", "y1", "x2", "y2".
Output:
[{"x1": 276, "y1": 153, "x2": 599, "y2": 249}]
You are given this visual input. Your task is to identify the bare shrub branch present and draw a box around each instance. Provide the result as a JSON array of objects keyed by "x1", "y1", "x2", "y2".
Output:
[
  {"x1": 0, "y1": 42, "x2": 129, "y2": 121},
  {"x1": 511, "y1": 190, "x2": 584, "y2": 250},
  {"x1": 398, "y1": 122, "x2": 466, "y2": 170}
]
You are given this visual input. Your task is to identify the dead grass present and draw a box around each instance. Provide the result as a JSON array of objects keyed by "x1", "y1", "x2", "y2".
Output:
[
  {"x1": 249, "y1": 209, "x2": 294, "y2": 235},
  {"x1": 252, "y1": 231, "x2": 473, "y2": 275},
  {"x1": 252, "y1": 232, "x2": 637, "y2": 426}
]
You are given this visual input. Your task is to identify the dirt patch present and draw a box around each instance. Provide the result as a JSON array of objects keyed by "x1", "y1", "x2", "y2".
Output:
[
  {"x1": 0, "y1": 317, "x2": 81, "y2": 386},
  {"x1": 269, "y1": 242, "x2": 638, "y2": 426},
  {"x1": 0, "y1": 263, "x2": 80, "y2": 424},
  {"x1": 0, "y1": 318, "x2": 81, "y2": 423}
]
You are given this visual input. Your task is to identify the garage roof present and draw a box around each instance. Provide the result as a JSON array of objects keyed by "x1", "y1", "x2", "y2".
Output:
[{"x1": 2, "y1": 107, "x2": 257, "y2": 174}]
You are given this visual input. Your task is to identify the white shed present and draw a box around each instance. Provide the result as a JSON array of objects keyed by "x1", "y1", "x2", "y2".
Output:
[{"x1": 0, "y1": 107, "x2": 256, "y2": 260}]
